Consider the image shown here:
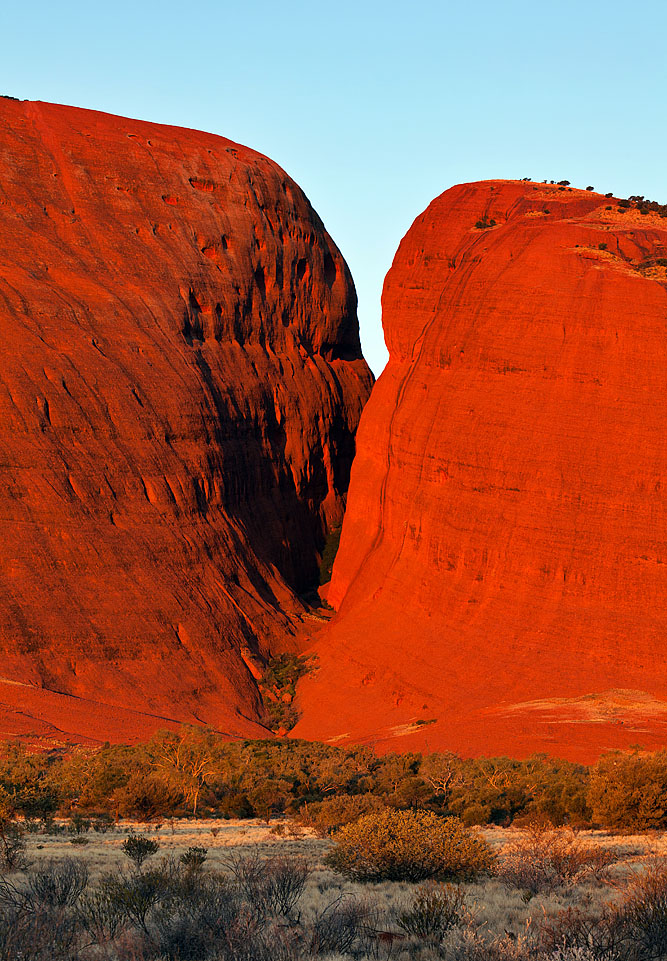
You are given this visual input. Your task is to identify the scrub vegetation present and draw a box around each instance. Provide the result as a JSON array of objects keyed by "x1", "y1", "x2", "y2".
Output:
[
  {"x1": 0, "y1": 815, "x2": 667, "y2": 959},
  {"x1": 1, "y1": 735, "x2": 667, "y2": 831},
  {"x1": 3, "y1": 736, "x2": 667, "y2": 956}
]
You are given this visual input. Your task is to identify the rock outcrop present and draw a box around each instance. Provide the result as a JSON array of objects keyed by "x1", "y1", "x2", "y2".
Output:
[
  {"x1": 294, "y1": 180, "x2": 667, "y2": 761},
  {"x1": 0, "y1": 99, "x2": 372, "y2": 744}
]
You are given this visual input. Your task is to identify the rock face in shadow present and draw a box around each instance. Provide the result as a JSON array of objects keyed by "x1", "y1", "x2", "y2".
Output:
[
  {"x1": 294, "y1": 180, "x2": 667, "y2": 761},
  {"x1": 0, "y1": 99, "x2": 372, "y2": 744}
]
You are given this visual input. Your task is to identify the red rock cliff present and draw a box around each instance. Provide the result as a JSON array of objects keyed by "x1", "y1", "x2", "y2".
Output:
[
  {"x1": 294, "y1": 180, "x2": 667, "y2": 762},
  {"x1": 0, "y1": 99, "x2": 372, "y2": 744}
]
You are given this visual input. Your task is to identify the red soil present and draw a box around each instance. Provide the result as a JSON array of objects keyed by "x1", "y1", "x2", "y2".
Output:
[
  {"x1": 0, "y1": 99, "x2": 372, "y2": 746},
  {"x1": 293, "y1": 180, "x2": 667, "y2": 762}
]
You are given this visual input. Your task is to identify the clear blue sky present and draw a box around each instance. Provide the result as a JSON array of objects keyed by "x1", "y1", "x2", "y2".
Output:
[{"x1": 4, "y1": 0, "x2": 666, "y2": 374}]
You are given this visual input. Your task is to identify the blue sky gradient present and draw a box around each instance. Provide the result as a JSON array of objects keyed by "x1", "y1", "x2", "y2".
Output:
[{"x1": 4, "y1": 1, "x2": 666, "y2": 373}]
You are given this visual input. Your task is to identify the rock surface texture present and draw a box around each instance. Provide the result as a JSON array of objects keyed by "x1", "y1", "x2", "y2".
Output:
[
  {"x1": 0, "y1": 99, "x2": 372, "y2": 744},
  {"x1": 294, "y1": 180, "x2": 667, "y2": 761}
]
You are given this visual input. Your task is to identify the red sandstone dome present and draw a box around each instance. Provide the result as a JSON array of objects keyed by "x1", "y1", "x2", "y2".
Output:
[
  {"x1": 0, "y1": 98, "x2": 373, "y2": 744},
  {"x1": 294, "y1": 179, "x2": 667, "y2": 762}
]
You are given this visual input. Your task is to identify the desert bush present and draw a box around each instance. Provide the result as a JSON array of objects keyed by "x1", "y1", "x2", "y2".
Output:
[
  {"x1": 224, "y1": 849, "x2": 310, "y2": 918},
  {"x1": 0, "y1": 820, "x2": 27, "y2": 871},
  {"x1": 98, "y1": 858, "x2": 178, "y2": 936},
  {"x1": 540, "y1": 863, "x2": 667, "y2": 961},
  {"x1": 297, "y1": 793, "x2": 387, "y2": 835},
  {"x1": 151, "y1": 872, "x2": 243, "y2": 960},
  {"x1": 27, "y1": 857, "x2": 88, "y2": 907},
  {"x1": 260, "y1": 654, "x2": 311, "y2": 733},
  {"x1": 77, "y1": 884, "x2": 126, "y2": 942},
  {"x1": 0, "y1": 903, "x2": 81, "y2": 961},
  {"x1": 0, "y1": 867, "x2": 83, "y2": 960},
  {"x1": 0, "y1": 730, "x2": 596, "y2": 827},
  {"x1": 308, "y1": 895, "x2": 377, "y2": 955},
  {"x1": 396, "y1": 881, "x2": 466, "y2": 943},
  {"x1": 91, "y1": 812, "x2": 114, "y2": 833},
  {"x1": 539, "y1": 904, "x2": 622, "y2": 959},
  {"x1": 218, "y1": 792, "x2": 255, "y2": 819},
  {"x1": 320, "y1": 525, "x2": 342, "y2": 584},
  {"x1": 122, "y1": 834, "x2": 160, "y2": 870},
  {"x1": 325, "y1": 809, "x2": 495, "y2": 882},
  {"x1": 446, "y1": 924, "x2": 537, "y2": 961},
  {"x1": 461, "y1": 803, "x2": 493, "y2": 826},
  {"x1": 224, "y1": 848, "x2": 274, "y2": 917},
  {"x1": 179, "y1": 845, "x2": 208, "y2": 871},
  {"x1": 68, "y1": 813, "x2": 91, "y2": 834},
  {"x1": 498, "y1": 823, "x2": 614, "y2": 895},
  {"x1": 265, "y1": 854, "x2": 311, "y2": 917},
  {"x1": 15, "y1": 730, "x2": 667, "y2": 831},
  {"x1": 588, "y1": 750, "x2": 667, "y2": 831},
  {"x1": 612, "y1": 860, "x2": 667, "y2": 960},
  {"x1": 547, "y1": 947, "x2": 597, "y2": 961},
  {"x1": 112, "y1": 771, "x2": 178, "y2": 820}
]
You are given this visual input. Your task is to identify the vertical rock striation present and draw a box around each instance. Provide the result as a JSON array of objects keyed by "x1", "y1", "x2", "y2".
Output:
[
  {"x1": 294, "y1": 180, "x2": 667, "y2": 761},
  {"x1": 0, "y1": 99, "x2": 372, "y2": 743}
]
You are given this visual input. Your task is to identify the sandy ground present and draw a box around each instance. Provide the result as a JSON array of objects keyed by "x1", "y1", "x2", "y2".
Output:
[
  {"x1": 25, "y1": 818, "x2": 664, "y2": 873},
  {"x1": 18, "y1": 818, "x2": 667, "y2": 941}
]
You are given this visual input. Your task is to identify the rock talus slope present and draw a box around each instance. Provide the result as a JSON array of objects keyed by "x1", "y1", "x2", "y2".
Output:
[
  {"x1": 0, "y1": 98, "x2": 372, "y2": 743},
  {"x1": 294, "y1": 180, "x2": 667, "y2": 761}
]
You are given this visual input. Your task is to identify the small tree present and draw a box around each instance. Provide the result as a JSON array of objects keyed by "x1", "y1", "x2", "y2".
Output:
[
  {"x1": 588, "y1": 750, "x2": 667, "y2": 830},
  {"x1": 122, "y1": 835, "x2": 160, "y2": 870},
  {"x1": 150, "y1": 727, "x2": 219, "y2": 815},
  {"x1": 420, "y1": 752, "x2": 463, "y2": 806},
  {"x1": 180, "y1": 845, "x2": 208, "y2": 872}
]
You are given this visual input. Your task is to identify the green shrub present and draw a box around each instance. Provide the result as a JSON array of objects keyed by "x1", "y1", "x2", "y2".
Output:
[
  {"x1": 297, "y1": 793, "x2": 387, "y2": 836},
  {"x1": 588, "y1": 750, "x2": 667, "y2": 831},
  {"x1": 218, "y1": 792, "x2": 254, "y2": 819},
  {"x1": 68, "y1": 814, "x2": 91, "y2": 835},
  {"x1": 179, "y1": 845, "x2": 208, "y2": 871},
  {"x1": 461, "y1": 803, "x2": 492, "y2": 826},
  {"x1": 325, "y1": 809, "x2": 495, "y2": 882},
  {"x1": 259, "y1": 654, "x2": 311, "y2": 733},
  {"x1": 395, "y1": 881, "x2": 465, "y2": 942},
  {"x1": 122, "y1": 835, "x2": 160, "y2": 870},
  {"x1": 319, "y1": 526, "x2": 342, "y2": 584}
]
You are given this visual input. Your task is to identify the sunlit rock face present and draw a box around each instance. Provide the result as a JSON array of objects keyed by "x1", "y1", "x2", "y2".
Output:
[
  {"x1": 294, "y1": 180, "x2": 667, "y2": 762},
  {"x1": 0, "y1": 98, "x2": 373, "y2": 744}
]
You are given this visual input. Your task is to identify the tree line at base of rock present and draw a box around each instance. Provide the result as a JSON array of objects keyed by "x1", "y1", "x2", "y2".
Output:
[{"x1": 0, "y1": 731, "x2": 665, "y2": 832}]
